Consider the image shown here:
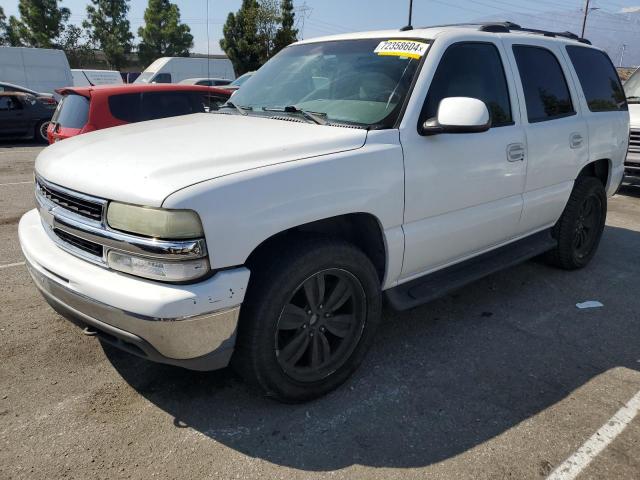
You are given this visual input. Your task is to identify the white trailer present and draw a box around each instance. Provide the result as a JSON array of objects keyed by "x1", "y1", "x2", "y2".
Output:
[
  {"x1": 134, "y1": 57, "x2": 236, "y2": 84},
  {"x1": 0, "y1": 47, "x2": 73, "y2": 96}
]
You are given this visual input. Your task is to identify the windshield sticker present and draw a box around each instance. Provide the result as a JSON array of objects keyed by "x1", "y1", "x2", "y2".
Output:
[{"x1": 374, "y1": 40, "x2": 429, "y2": 59}]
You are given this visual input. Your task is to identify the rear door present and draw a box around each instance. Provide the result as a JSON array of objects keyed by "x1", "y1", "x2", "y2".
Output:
[{"x1": 502, "y1": 40, "x2": 589, "y2": 234}]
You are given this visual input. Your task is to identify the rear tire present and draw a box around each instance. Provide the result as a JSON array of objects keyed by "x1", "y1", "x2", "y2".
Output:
[
  {"x1": 35, "y1": 120, "x2": 50, "y2": 144},
  {"x1": 544, "y1": 176, "x2": 607, "y2": 270},
  {"x1": 233, "y1": 235, "x2": 382, "y2": 403}
]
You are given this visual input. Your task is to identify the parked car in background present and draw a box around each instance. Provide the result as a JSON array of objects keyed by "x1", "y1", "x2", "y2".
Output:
[
  {"x1": 624, "y1": 67, "x2": 640, "y2": 177},
  {"x1": 0, "y1": 92, "x2": 54, "y2": 143},
  {"x1": 0, "y1": 82, "x2": 58, "y2": 107},
  {"x1": 72, "y1": 69, "x2": 124, "y2": 87},
  {"x1": 179, "y1": 77, "x2": 232, "y2": 86},
  {"x1": 0, "y1": 46, "x2": 73, "y2": 98},
  {"x1": 47, "y1": 84, "x2": 231, "y2": 143},
  {"x1": 219, "y1": 71, "x2": 255, "y2": 93},
  {"x1": 135, "y1": 57, "x2": 235, "y2": 84}
]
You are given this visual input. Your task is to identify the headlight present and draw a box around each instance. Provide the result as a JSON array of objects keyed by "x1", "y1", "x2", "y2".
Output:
[
  {"x1": 107, "y1": 250, "x2": 210, "y2": 282},
  {"x1": 107, "y1": 202, "x2": 204, "y2": 239}
]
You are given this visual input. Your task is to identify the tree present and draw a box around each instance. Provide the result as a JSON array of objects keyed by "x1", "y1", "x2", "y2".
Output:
[
  {"x1": 12, "y1": 0, "x2": 70, "y2": 48},
  {"x1": 0, "y1": 7, "x2": 7, "y2": 45},
  {"x1": 220, "y1": 0, "x2": 299, "y2": 74},
  {"x1": 273, "y1": 0, "x2": 297, "y2": 55},
  {"x1": 6, "y1": 16, "x2": 25, "y2": 47},
  {"x1": 137, "y1": 0, "x2": 193, "y2": 68},
  {"x1": 60, "y1": 25, "x2": 95, "y2": 68},
  {"x1": 220, "y1": 0, "x2": 263, "y2": 76},
  {"x1": 84, "y1": 0, "x2": 133, "y2": 70}
]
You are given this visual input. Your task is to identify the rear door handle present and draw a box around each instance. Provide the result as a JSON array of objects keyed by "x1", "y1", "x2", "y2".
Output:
[
  {"x1": 507, "y1": 143, "x2": 525, "y2": 162},
  {"x1": 570, "y1": 133, "x2": 584, "y2": 149}
]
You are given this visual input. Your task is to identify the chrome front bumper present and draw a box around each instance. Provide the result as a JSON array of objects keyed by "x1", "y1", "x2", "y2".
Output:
[{"x1": 20, "y1": 209, "x2": 250, "y2": 371}]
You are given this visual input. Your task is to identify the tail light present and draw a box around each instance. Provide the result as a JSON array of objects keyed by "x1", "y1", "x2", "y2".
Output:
[{"x1": 38, "y1": 96, "x2": 58, "y2": 107}]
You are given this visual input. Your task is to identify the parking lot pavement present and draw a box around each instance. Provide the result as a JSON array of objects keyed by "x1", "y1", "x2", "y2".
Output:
[{"x1": 1, "y1": 145, "x2": 640, "y2": 480}]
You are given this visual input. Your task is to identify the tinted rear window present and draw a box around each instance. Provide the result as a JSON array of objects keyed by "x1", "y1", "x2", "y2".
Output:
[
  {"x1": 52, "y1": 94, "x2": 90, "y2": 129},
  {"x1": 566, "y1": 46, "x2": 627, "y2": 112},
  {"x1": 513, "y1": 46, "x2": 575, "y2": 123},
  {"x1": 108, "y1": 91, "x2": 206, "y2": 122}
]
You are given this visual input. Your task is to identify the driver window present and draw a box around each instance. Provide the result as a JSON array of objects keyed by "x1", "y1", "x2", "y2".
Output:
[
  {"x1": 423, "y1": 42, "x2": 513, "y2": 127},
  {"x1": 0, "y1": 97, "x2": 20, "y2": 111}
]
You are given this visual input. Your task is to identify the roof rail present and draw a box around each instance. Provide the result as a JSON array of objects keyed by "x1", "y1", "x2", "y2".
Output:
[
  {"x1": 410, "y1": 21, "x2": 591, "y2": 45},
  {"x1": 478, "y1": 22, "x2": 591, "y2": 44}
]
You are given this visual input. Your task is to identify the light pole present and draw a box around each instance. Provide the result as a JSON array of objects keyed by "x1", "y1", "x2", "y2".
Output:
[{"x1": 619, "y1": 43, "x2": 627, "y2": 67}]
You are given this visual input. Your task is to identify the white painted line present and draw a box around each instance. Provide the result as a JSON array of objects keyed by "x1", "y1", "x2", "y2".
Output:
[
  {"x1": 0, "y1": 261, "x2": 25, "y2": 270},
  {"x1": 0, "y1": 181, "x2": 33, "y2": 186},
  {"x1": 547, "y1": 390, "x2": 640, "y2": 480}
]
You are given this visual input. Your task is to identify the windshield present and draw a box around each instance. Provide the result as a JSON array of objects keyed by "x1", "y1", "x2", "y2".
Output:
[
  {"x1": 51, "y1": 94, "x2": 89, "y2": 129},
  {"x1": 135, "y1": 71, "x2": 155, "y2": 83},
  {"x1": 625, "y1": 69, "x2": 640, "y2": 102},
  {"x1": 228, "y1": 38, "x2": 427, "y2": 127}
]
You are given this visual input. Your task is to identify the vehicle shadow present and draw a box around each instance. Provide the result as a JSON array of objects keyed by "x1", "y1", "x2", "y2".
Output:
[
  {"x1": 618, "y1": 177, "x2": 640, "y2": 198},
  {"x1": 104, "y1": 224, "x2": 640, "y2": 471},
  {"x1": 0, "y1": 139, "x2": 43, "y2": 148}
]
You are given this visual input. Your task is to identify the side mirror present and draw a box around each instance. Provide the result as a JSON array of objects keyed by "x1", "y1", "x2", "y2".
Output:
[{"x1": 421, "y1": 97, "x2": 491, "y2": 136}]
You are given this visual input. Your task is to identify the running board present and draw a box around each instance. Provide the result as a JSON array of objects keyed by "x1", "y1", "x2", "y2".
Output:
[{"x1": 385, "y1": 230, "x2": 557, "y2": 311}]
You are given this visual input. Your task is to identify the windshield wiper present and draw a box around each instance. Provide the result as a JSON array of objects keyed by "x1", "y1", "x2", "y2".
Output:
[
  {"x1": 262, "y1": 105, "x2": 328, "y2": 125},
  {"x1": 220, "y1": 101, "x2": 252, "y2": 116},
  {"x1": 627, "y1": 96, "x2": 640, "y2": 102}
]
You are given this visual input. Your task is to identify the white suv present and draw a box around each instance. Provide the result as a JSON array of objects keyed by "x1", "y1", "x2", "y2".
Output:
[
  {"x1": 623, "y1": 67, "x2": 640, "y2": 176},
  {"x1": 19, "y1": 23, "x2": 629, "y2": 402}
]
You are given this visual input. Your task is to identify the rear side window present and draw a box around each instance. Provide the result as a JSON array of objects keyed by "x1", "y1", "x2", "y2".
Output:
[
  {"x1": 51, "y1": 94, "x2": 89, "y2": 129},
  {"x1": 513, "y1": 46, "x2": 574, "y2": 123},
  {"x1": 566, "y1": 46, "x2": 627, "y2": 112},
  {"x1": 423, "y1": 42, "x2": 513, "y2": 127},
  {"x1": 108, "y1": 91, "x2": 206, "y2": 122}
]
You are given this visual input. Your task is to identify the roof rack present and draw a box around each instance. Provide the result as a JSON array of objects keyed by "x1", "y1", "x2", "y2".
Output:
[
  {"x1": 409, "y1": 21, "x2": 591, "y2": 45},
  {"x1": 478, "y1": 21, "x2": 591, "y2": 44}
]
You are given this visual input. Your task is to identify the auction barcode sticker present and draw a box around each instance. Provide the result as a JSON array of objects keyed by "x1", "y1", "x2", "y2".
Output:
[{"x1": 374, "y1": 40, "x2": 429, "y2": 59}]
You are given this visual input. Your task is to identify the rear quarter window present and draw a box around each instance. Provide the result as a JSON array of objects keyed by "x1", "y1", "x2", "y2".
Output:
[
  {"x1": 51, "y1": 94, "x2": 90, "y2": 129},
  {"x1": 108, "y1": 91, "x2": 206, "y2": 122},
  {"x1": 566, "y1": 46, "x2": 627, "y2": 112}
]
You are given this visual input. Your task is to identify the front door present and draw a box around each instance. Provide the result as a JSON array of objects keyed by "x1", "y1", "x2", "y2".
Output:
[{"x1": 400, "y1": 40, "x2": 527, "y2": 280}]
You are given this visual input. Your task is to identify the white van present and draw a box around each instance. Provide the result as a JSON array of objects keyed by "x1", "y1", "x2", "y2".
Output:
[
  {"x1": 624, "y1": 67, "x2": 640, "y2": 177},
  {"x1": 72, "y1": 69, "x2": 124, "y2": 87},
  {"x1": 0, "y1": 47, "x2": 73, "y2": 96},
  {"x1": 134, "y1": 57, "x2": 235, "y2": 84}
]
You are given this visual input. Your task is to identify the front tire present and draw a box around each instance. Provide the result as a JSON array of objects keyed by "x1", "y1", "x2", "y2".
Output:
[
  {"x1": 545, "y1": 176, "x2": 607, "y2": 270},
  {"x1": 233, "y1": 236, "x2": 382, "y2": 402}
]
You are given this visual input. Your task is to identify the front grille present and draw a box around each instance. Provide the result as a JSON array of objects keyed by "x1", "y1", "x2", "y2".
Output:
[
  {"x1": 630, "y1": 129, "x2": 640, "y2": 154},
  {"x1": 36, "y1": 180, "x2": 103, "y2": 221},
  {"x1": 53, "y1": 227, "x2": 104, "y2": 258}
]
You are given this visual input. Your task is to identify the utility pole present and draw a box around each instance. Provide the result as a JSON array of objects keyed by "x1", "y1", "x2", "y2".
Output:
[
  {"x1": 619, "y1": 43, "x2": 627, "y2": 67},
  {"x1": 581, "y1": 0, "x2": 590, "y2": 38}
]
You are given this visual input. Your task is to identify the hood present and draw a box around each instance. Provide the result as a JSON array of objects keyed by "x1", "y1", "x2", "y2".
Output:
[
  {"x1": 36, "y1": 113, "x2": 367, "y2": 206},
  {"x1": 629, "y1": 103, "x2": 640, "y2": 128}
]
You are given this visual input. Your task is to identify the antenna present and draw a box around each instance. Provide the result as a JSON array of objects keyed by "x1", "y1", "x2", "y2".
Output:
[
  {"x1": 206, "y1": 0, "x2": 211, "y2": 111},
  {"x1": 401, "y1": 0, "x2": 414, "y2": 31}
]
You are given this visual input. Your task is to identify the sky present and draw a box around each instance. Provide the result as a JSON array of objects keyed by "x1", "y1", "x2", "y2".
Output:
[{"x1": 2, "y1": 0, "x2": 640, "y2": 55}]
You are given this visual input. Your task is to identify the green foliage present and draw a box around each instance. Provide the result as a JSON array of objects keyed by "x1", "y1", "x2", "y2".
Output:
[
  {"x1": 60, "y1": 25, "x2": 95, "y2": 68},
  {"x1": 273, "y1": 0, "x2": 298, "y2": 55},
  {"x1": 11, "y1": 0, "x2": 70, "y2": 48},
  {"x1": 137, "y1": 0, "x2": 194, "y2": 68},
  {"x1": 0, "y1": 7, "x2": 7, "y2": 45},
  {"x1": 220, "y1": 0, "x2": 297, "y2": 76},
  {"x1": 84, "y1": 0, "x2": 133, "y2": 70}
]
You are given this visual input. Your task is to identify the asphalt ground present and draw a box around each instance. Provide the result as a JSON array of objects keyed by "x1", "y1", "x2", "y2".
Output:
[{"x1": 1, "y1": 141, "x2": 640, "y2": 479}]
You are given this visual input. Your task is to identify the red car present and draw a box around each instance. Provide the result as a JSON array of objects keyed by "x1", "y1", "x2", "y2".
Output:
[{"x1": 47, "y1": 84, "x2": 231, "y2": 144}]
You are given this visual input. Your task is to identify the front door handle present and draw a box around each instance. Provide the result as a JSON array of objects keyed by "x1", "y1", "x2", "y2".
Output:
[
  {"x1": 507, "y1": 143, "x2": 525, "y2": 162},
  {"x1": 570, "y1": 133, "x2": 584, "y2": 149}
]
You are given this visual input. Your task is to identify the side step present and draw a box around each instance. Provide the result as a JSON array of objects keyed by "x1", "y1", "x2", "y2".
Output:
[{"x1": 385, "y1": 230, "x2": 557, "y2": 311}]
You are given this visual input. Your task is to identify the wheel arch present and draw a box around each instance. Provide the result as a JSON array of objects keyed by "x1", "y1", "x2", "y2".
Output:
[
  {"x1": 578, "y1": 158, "x2": 610, "y2": 188},
  {"x1": 245, "y1": 212, "x2": 388, "y2": 284}
]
